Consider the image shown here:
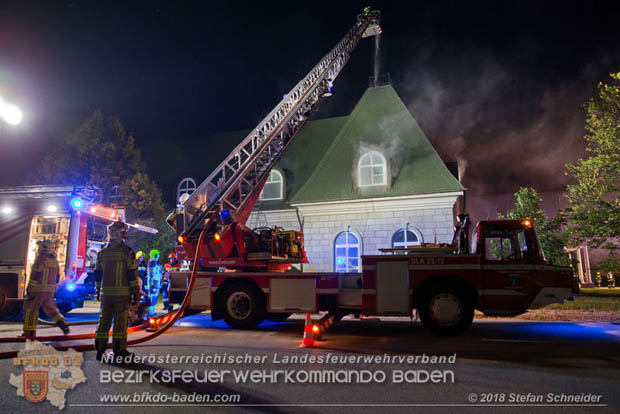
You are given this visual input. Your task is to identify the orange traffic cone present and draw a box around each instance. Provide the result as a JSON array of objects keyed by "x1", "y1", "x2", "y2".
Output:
[{"x1": 302, "y1": 313, "x2": 315, "y2": 347}]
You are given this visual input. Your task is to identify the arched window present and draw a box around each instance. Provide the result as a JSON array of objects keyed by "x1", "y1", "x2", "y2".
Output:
[
  {"x1": 392, "y1": 228, "x2": 421, "y2": 248},
  {"x1": 358, "y1": 151, "x2": 387, "y2": 187},
  {"x1": 109, "y1": 185, "x2": 122, "y2": 204},
  {"x1": 177, "y1": 177, "x2": 197, "y2": 204},
  {"x1": 259, "y1": 170, "x2": 283, "y2": 201},
  {"x1": 334, "y1": 231, "x2": 361, "y2": 272}
]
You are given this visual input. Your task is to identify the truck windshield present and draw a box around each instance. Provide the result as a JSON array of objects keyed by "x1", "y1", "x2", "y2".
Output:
[{"x1": 484, "y1": 228, "x2": 532, "y2": 262}]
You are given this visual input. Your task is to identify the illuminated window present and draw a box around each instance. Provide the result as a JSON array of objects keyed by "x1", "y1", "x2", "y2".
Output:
[
  {"x1": 334, "y1": 231, "x2": 361, "y2": 272},
  {"x1": 177, "y1": 177, "x2": 197, "y2": 203},
  {"x1": 358, "y1": 151, "x2": 387, "y2": 186},
  {"x1": 259, "y1": 170, "x2": 283, "y2": 201},
  {"x1": 392, "y1": 228, "x2": 421, "y2": 248}
]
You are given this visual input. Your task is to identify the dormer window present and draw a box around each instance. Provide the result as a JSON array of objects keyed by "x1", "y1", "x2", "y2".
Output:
[
  {"x1": 358, "y1": 151, "x2": 387, "y2": 187},
  {"x1": 260, "y1": 170, "x2": 284, "y2": 200}
]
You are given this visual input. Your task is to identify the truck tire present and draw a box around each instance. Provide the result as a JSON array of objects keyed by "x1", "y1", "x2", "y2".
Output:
[
  {"x1": 0, "y1": 284, "x2": 20, "y2": 320},
  {"x1": 218, "y1": 283, "x2": 265, "y2": 329},
  {"x1": 418, "y1": 286, "x2": 474, "y2": 335},
  {"x1": 57, "y1": 303, "x2": 73, "y2": 315}
]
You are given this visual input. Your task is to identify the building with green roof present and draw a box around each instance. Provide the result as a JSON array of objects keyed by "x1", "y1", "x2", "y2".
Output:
[{"x1": 244, "y1": 84, "x2": 464, "y2": 272}]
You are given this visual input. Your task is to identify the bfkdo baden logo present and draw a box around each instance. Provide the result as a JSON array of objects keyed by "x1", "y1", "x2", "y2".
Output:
[
  {"x1": 10, "y1": 341, "x2": 87, "y2": 410},
  {"x1": 24, "y1": 371, "x2": 49, "y2": 403}
]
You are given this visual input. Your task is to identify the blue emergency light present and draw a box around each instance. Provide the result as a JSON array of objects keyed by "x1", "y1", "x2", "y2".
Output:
[
  {"x1": 70, "y1": 198, "x2": 83, "y2": 210},
  {"x1": 219, "y1": 209, "x2": 232, "y2": 224},
  {"x1": 66, "y1": 283, "x2": 76, "y2": 291}
]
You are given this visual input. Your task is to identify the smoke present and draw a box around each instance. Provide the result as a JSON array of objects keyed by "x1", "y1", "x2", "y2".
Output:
[
  {"x1": 352, "y1": 113, "x2": 421, "y2": 188},
  {"x1": 373, "y1": 34, "x2": 381, "y2": 85},
  {"x1": 401, "y1": 53, "x2": 594, "y2": 195}
]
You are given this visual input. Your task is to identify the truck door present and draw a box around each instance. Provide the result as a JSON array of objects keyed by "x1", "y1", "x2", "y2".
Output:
[{"x1": 480, "y1": 226, "x2": 538, "y2": 314}]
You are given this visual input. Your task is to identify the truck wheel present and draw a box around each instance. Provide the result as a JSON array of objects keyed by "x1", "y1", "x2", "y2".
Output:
[
  {"x1": 0, "y1": 284, "x2": 19, "y2": 320},
  {"x1": 218, "y1": 284, "x2": 265, "y2": 329},
  {"x1": 418, "y1": 286, "x2": 474, "y2": 335},
  {"x1": 58, "y1": 303, "x2": 73, "y2": 315}
]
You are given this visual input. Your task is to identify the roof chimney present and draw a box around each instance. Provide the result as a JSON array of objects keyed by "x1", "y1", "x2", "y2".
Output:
[{"x1": 369, "y1": 73, "x2": 391, "y2": 88}]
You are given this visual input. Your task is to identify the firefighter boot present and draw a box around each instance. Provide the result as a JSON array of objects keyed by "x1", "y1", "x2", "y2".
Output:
[
  {"x1": 112, "y1": 341, "x2": 134, "y2": 361},
  {"x1": 20, "y1": 330, "x2": 36, "y2": 339},
  {"x1": 95, "y1": 339, "x2": 108, "y2": 362},
  {"x1": 57, "y1": 319, "x2": 70, "y2": 335}
]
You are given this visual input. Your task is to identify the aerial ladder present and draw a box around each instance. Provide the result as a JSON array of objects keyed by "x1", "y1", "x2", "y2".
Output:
[{"x1": 169, "y1": 8, "x2": 382, "y2": 271}]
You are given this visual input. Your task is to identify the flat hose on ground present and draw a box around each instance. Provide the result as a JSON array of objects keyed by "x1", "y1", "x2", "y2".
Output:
[
  {"x1": 38, "y1": 317, "x2": 100, "y2": 326},
  {"x1": 0, "y1": 227, "x2": 207, "y2": 359}
]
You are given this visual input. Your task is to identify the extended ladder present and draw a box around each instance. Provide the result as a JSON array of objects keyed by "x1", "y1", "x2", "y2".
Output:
[{"x1": 177, "y1": 9, "x2": 381, "y2": 240}]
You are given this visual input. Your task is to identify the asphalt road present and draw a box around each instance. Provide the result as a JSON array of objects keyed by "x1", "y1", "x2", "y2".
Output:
[{"x1": 0, "y1": 309, "x2": 619, "y2": 414}]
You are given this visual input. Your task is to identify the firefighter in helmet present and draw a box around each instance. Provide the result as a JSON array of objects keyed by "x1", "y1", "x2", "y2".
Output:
[
  {"x1": 162, "y1": 253, "x2": 180, "y2": 312},
  {"x1": 147, "y1": 249, "x2": 163, "y2": 315},
  {"x1": 136, "y1": 250, "x2": 148, "y2": 294},
  {"x1": 21, "y1": 239, "x2": 70, "y2": 338},
  {"x1": 94, "y1": 221, "x2": 140, "y2": 360}
]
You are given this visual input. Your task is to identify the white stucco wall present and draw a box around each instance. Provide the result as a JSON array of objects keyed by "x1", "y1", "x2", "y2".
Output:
[{"x1": 248, "y1": 192, "x2": 461, "y2": 272}]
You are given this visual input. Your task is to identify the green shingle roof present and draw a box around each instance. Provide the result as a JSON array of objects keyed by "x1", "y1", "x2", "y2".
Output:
[
  {"x1": 288, "y1": 85, "x2": 464, "y2": 204},
  {"x1": 194, "y1": 86, "x2": 463, "y2": 211}
]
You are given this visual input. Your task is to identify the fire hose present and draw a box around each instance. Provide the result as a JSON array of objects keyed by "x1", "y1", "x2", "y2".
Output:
[
  {"x1": 0, "y1": 227, "x2": 207, "y2": 359},
  {"x1": 38, "y1": 317, "x2": 100, "y2": 326}
]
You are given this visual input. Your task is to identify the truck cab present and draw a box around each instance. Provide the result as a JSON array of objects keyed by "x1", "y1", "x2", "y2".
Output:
[{"x1": 473, "y1": 219, "x2": 577, "y2": 316}]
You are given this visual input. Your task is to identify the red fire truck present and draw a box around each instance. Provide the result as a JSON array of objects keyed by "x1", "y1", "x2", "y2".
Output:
[
  {"x1": 166, "y1": 9, "x2": 577, "y2": 334},
  {"x1": 0, "y1": 185, "x2": 132, "y2": 318}
]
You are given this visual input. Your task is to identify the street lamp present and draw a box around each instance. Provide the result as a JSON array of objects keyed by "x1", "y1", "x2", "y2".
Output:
[{"x1": 0, "y1": 97, "x2": 23, "y2": 126}]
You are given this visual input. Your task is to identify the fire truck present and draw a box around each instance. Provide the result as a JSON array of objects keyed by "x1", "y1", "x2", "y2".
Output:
[
  {"x1": 0, "y1": 185, "x2": 135, "y2": 318},
  {"x1": 166, "y1": 9, "x2": 577, "y2": 334}
]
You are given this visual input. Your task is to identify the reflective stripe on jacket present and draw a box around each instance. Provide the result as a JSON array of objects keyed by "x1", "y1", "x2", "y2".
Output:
[
  {"x1": 95, "y1": 242, "x2": 139, "y2": 297},
  {"x1": 28, "y1": 255, "x2": 59, "y2": 293}
]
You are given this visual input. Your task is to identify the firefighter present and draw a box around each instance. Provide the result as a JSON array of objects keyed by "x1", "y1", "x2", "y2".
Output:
[
  {"x1": 608, "y1": 272, "x2": 616, "y2": 289},
  {"x1": 128, "y1": 277, "x2": 150, "y2": 326},
  {"x1": 147, "y1": 249, "x2": 163, "y2": 315},
  {"x1": 21, "y1": 240, "x2": 70, "y2": 338},
  {"x1": 136, "y1": 250, "x2": 148, "y2": 294},
  {"x1": 162, "y1": 253, "x2": 180, "y2": 312},
  {"x1": 94, "y1": 222, "x2": 140, "y2": 361}
]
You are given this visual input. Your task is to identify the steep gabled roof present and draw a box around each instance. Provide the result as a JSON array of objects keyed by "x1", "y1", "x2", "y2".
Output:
[
  {"x1": 257, "y1": 116, "x2": 349, "y2": 210},
  {"x1": 289, "y1": 85, "x2": 464, "y2": 203}
]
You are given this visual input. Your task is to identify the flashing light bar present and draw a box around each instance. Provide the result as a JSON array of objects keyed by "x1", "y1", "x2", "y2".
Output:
[
  {"x1": 126, "y1": 222, "x2": 158, "y2": 235},
  {"x1": 71, "y1": 198, "x2": 83, "y2": 209}
]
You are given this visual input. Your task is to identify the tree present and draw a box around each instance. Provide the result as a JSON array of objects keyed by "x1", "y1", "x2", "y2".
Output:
[
  {"x1": 120, "y1": 172, "x2": 175, "y2": 257},
  {"x1": 566, "y1": 71, "x2": 620, "y2": 271},
  {"x1": 499, "y1": 187, "x2": 569, "y2": 266},
  {"x1": 32, "y1": 110, "x2": 175, "y2": 254},
  {"x1": 35, "y1": 111, "x2": 144, "y2": 199}
]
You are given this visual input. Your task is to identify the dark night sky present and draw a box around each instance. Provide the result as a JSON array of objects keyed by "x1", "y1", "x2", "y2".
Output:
[{"x1": 1, "y1": 0, "x2": 619, "y2": 205}]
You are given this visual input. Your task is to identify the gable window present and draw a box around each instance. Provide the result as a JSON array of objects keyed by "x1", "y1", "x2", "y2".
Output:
[
  {"x1": 392, "y1": 228, "x2": 421, "y2": 248},
  {"x1": 260, "y1": 170, "x2": 283, "y2": 201},
  {"x1": 334, "y1": 231, "x2": 361, "y2": 272},
  {"x1": 177, "y1": 177, "x2": 197, "y2": 204},
  {"x1": 358, "y1": 151, "x2": 387, "y2": 186}
]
